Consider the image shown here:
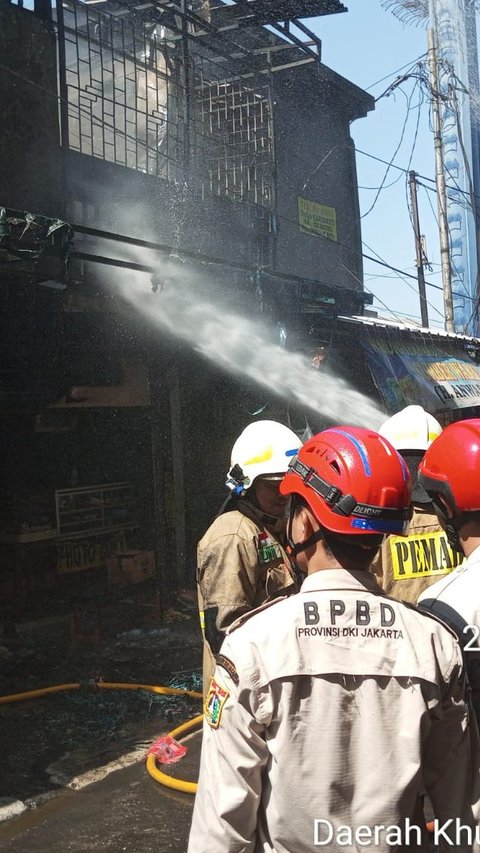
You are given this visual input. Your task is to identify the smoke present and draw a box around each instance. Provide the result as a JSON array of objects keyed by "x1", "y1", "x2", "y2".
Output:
[{"x1": 115, "y1": 259, "x2": 386, "y2": 430}]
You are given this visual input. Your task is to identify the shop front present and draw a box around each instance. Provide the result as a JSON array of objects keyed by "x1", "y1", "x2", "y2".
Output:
[{"x1": 335, "y1": 316, "x2": 480, "y2": 423}]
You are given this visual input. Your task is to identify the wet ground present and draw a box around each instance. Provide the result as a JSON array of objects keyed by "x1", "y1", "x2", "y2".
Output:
[
  {"x1": 0, "y1": 730, "x2": 201, "y2": 852},
  {"x1": 0, "y1": 586, "x2": 203, "y2": 822}
]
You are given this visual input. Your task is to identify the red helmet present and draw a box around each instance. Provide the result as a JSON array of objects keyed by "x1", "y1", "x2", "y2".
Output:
[
  {"x1": 418, "y1": 419, "x2": 480, "y2": 514},
  {"x1": 280, "y1": 426, "x2": 412, "y2": 537}
]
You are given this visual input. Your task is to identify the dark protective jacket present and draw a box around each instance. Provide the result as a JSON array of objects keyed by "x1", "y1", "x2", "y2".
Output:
[{"x1": 197, "y1": 498, "x2": 297, "y2": 694}]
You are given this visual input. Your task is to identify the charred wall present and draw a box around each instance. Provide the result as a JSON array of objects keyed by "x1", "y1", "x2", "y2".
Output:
[
  {"x1": 0, "y1": 0, "x2": 374, "y2": 604},
  {"x1": 273, "y1": 63, "x2": 373, "y2": 288},
  {"x1": 0, "y1": 3, "x2": 62, "y2": 216}
]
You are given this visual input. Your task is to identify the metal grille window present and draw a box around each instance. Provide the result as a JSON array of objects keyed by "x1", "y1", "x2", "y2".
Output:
[
  {"x1": 61, "y1": 2, "x2": 183, "y2": 179},
  {"x1": 195, "y1": 67, "x2": 274, "y2": 208},
  {"x1": 56, "y1": 1, "x2": 275, "y2": 207}
]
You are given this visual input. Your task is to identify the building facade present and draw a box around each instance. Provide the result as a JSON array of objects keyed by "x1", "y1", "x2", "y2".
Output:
[{"x1": 0, "y1": 0, "x2": 373, "y2": 611}]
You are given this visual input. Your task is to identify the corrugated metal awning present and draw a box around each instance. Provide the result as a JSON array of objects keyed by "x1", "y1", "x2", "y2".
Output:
[{"x1": 338, "y1": 314, "x2": 480, "y2": 346}]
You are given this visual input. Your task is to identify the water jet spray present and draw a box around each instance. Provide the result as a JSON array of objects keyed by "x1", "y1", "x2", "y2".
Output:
[{"x1": 116, "y1": 261, "x2": 386, "y2": 430}]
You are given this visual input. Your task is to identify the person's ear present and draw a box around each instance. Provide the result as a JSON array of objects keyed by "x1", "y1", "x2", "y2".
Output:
[{"x1": 296, "y1": 506, "x2": 315, "y2": 541}]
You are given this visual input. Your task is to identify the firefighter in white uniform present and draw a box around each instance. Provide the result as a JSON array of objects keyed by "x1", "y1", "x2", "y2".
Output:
[
  {"x1": 418, "y1": 418, "x2": 480, "y2": 725},
  {"x1": 188, "y1": 426, "x2": 480, "y2": 853}
]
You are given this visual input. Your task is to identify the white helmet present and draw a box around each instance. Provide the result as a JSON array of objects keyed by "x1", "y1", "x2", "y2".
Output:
[
  {"x1": 226, "y1": 420, "x2": 302, "y2": 495},
  {"x1": 379, "y1": 405, "x2": 442, "y2": 452}
]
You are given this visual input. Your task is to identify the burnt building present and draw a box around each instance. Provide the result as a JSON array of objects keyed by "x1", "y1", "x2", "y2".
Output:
[{"x1": 0, "y1": 0, "x2": 374, "y2": 615}]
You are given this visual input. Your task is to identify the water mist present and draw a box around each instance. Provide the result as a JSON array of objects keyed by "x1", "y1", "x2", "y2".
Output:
[{"x1": 116, "y1": 259, "x2": 386, "y2": 430}]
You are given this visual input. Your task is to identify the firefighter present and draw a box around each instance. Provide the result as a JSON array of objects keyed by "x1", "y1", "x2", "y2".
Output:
[
  {"x1": 188, "y1": 426, "x2": 480, "y2": 853},
  {"x1": 417, "y1": 418, "x2": 480, "y2": 723},
  {"x1": 197, "y1": 419, "x2": 302, "y2": 694},
  {"x1": 370, "y1": 404, "x2": 461, "y2": 602}
]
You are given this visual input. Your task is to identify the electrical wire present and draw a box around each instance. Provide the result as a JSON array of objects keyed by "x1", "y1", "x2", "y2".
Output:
[
  {"x1": 419, "y1": 177, "x2": 475, "y2": 214},
  {"x1": 362, "y1": 239, "x2": 445, "y2": 321},
  {"x1": 340, "y1": 262, "x2": 412, "y2": 325},
  {"x1": 364, "y1": 53, "x2": 428, "y2": 92},
  {"x1": 358, "y1": 83, "x2": 424, "y2": 193},
  {"x1": 441, "y1": 160, "x2": 472, "y2": 213},
  {"x1": 420, "y1": 179, "x2": 464, "y2": 283},
  {"x1": 365, "y1": 264, "x2": 429, "y2": 278},
  {"x1": 403, "y1": 87, "x2": 425, "y2": 231},
  {"x1": 406, "y1": 86, "x2": 425, "y2": 170},
  {"x1": 355, "y1": 147, "x2": 480, "y2": 205},
  {"x1": 361, "y1": 82, "x2": 419, "y2": 219},
  {"x1": 370, "y1": 300, "x2": 446, "y2": 328},
  {"x1": 374, "y1": 305, "x2": 429, "y2": 322},
  {"x1": 2, "y1": 16, "x2": 478, "y2": 212},
  {"x1": 2, "y1": 31, "x2": 478, "y2": 314},
  {"x1": 374, "y1": 66, "x2": 423, "y2": 103}
]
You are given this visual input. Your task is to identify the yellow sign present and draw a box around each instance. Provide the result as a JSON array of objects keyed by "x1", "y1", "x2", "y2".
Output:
[
  {"x1": 389, "y1": 530, "x2": 462, "y2": 581},
  {"x1": 298, "y1": 197, "x2": 337, "y2": 241}
]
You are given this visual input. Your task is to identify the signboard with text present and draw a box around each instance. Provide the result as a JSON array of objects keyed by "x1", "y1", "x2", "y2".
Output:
[
  {"x1": 298, "y1": 197, "x2": 337, "y2": 241},
  {"x1": 57, "y1": 532, "x2": 127, "y2": 574},
  {"x1": 361, "y1": 335, "x2": 480, "y2": 413},
  {"x1": 388, "y1": 530, "x2": 462, "y2": 580}
]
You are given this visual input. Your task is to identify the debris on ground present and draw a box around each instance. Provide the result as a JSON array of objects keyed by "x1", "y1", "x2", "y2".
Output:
[{"x1": 0, "y1": 596, "x2": 202, "y2": 804}]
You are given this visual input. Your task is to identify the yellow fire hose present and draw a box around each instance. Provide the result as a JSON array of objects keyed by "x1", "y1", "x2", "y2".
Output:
[
  {"x1": 0, "y1": 680, "x2": 202, "y2": 794},
  {"x1": 145, "y1": 713, "x2": 202, "y2": 794},
  {"x1": 0, "y1": 683, "x2": 442, "y2": 823}
]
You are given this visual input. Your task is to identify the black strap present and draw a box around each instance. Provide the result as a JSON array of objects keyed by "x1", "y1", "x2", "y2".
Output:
[
  {"x1": 289, "y1": 457, "x2": 410, "y2": 522},
  {"x1": 291, "y1": 527, "x2": 325, "y2": 556},
  {"x1": 204, "y1": 608, "x2": 225, "y2": 656}
]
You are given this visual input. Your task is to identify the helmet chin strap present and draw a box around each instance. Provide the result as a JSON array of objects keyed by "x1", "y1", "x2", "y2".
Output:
[
  {"x1": 445, "y1": 520, "x2": 465, "y2": 556},
  {"x1": 431, "y1": 503, "x2": 465, "y2": 556},
  {"x1": 290, "y1": 528, "x2": 325, "y2": 556},
  {"x1": 240, "y1": 494, "x2": 280, "y2": 529},
  {"x1": 286, "y1": 496, "x2": 326, "y2": 556}
]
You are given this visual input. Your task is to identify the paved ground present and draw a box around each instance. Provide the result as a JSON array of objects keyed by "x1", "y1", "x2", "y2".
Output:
[
  {"x1": 0, "y1": 728, "x2": 201, "y2": 852},
  {"x1": 0, "y1": 585, "x2": 203, "y2": 850}
]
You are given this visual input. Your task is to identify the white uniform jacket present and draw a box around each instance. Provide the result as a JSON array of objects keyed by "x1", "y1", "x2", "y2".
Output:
[
  {"x1": 418, "y1": 544, "x2": 480, "y2": 723},
  {"x1": 188, "y1": 569, "x2": 480, "y2": 853}
]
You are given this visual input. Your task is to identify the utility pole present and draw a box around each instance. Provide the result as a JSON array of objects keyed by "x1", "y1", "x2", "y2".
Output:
[
  {"x1": 408, "y1": 171, "x2": 429, "y2": 328},
  {"x1": 427, "y1": 27, "x2": 455, "y2": 333}
]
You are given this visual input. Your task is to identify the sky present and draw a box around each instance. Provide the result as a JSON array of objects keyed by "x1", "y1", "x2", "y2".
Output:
[{"x1": 308, "y1": 1, "x2": 451, "y2": 329}]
